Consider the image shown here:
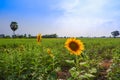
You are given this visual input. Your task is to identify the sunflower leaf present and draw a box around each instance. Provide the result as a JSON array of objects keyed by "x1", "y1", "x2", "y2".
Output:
[{"x1": 65, "y1": 60, "x2": 74, "y2": 64}]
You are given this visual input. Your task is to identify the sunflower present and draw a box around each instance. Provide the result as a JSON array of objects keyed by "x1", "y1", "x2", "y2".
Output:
[
  {"x1": 47, "y1": 48, "x2": 54, "y2": 58},
  {"x1": 37, "y1": 34, "x2": 42, "y2": 43},
  {"x1": 65, "y1": 38, "x2": 84, "y2": 55}
]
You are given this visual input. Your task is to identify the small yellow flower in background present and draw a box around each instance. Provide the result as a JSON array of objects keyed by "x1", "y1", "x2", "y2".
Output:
[
  {"x1": 47, "y1": 48, "x2": 54, "y2": 58},
  {"x1": 49, "y1": 54, "x2": 54, "y2": 58},
  {"x1": 37, "y1": 34, "x2": 42, "y2": 44},
  {"x1": 65, "y1": 38, "x2": 84, "y2": 55},
  {"x1": 47, "y1": 48, "x2": 55, "y2": 70},
  {"x1": 47, "y1": 48, "x2": 51, "y2": 54}
]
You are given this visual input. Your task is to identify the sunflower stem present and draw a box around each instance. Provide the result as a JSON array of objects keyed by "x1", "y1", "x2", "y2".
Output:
[
  {"x1": 52, "y1": 57, "x2": 54, "y2": 71},
  {"x1": 76, "y1": 55, "x2": 79, "y2": 71}
]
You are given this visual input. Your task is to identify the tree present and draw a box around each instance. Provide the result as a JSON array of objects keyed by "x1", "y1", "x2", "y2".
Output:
[
  {"x1": 10, "y1": 22, "x2": 18, "y2": 36},
  {"x1": 24, "y1": 34, "x2": 27, "y2": 38},
  {"x1": 28, "y1": 34, "x2": 31, "y2": 38},
  {"x1": 111, "y1": 31, "x2": 119, "y2": 38},
  {"x1": 42, "y1": 34, "x2": 58, "y2": 38}
]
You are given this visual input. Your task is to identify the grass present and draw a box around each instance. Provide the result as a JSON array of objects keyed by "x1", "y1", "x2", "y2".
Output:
[{"x1": 0, "y1": 38, "x2": 120, "y2": 80}]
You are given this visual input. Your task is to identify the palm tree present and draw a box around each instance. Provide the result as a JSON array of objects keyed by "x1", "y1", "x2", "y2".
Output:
[{"x1": 10, "y1": 22, "x2": 18, "y2": 35}]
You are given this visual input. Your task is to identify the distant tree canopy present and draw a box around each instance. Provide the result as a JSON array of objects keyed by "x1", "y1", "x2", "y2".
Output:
[
  {"x1": 0, "y1": 34, "x2": 5, "y2": 38},
  {"x1": 111, "y1": 31, "x2": 119, "y2": 38},
  {"x1": 42, "y1": 34, "x2": 58, "y2": 38},
  {"x1": 10, "y1": 22, "x2": 18, "y2": 35}
]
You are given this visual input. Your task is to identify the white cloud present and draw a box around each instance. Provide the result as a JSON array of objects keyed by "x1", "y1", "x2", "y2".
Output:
[
  {"x1": 52, "y1": 0, "x2": 108, "y2": 16},
  {"x1": 51, "y1": 0, "x2": 120, "y2": 37}
]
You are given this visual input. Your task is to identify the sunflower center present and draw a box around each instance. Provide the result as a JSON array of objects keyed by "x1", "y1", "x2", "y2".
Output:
[{"x1": 69, "y1": 41, "x2": 79, "y2": 51}]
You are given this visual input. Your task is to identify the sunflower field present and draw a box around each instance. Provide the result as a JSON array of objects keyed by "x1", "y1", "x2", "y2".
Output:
[{"x1": 0, "y1": 38, "x2": 120, "y2": 80}]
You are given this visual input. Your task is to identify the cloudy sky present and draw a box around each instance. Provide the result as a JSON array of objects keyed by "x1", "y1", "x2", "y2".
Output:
[{"x1": 0, "y1": 0, "x2": 120, "y2": 37}]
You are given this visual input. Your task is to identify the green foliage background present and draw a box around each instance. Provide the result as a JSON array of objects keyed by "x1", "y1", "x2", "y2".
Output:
[{"x1": 0, "y1": 38, "x2": 120, "y2": 80}]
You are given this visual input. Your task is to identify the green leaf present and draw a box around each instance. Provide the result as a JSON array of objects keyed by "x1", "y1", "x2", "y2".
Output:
[
  {"x1": 69, "y1": 67, "x2": 80, "y2": 78},
  {"x1": 79, "y1": 62, "x2": 88, "y2": 67},
  {"x1": 55, "y1": 67, "x2": 61, "y2": 72},
  {"x1": 79, "y1": 62, "x2": 87, "y2": 65},
  {"x1": 47, "y1": 71, "x2": 57, "y2": 80},
  {"x1": 65, "y1": 60, "x2": 74, "y2": 64},
  {"x1": 89, "y1": 68, "x2": 97, "y2": 73},
  {"x1": 84, "y1": 73, "x2": 95, "y2": 78}
]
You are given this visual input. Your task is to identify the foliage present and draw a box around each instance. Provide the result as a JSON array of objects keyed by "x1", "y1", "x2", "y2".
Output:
[
  {"x1": 111, "y1": 31, "x2": 119, "y2": 38},
  {"x1": 10, "y1": 22, "x2": 18, "y2": 36},
  {"x1": 0, "y1": 38, "x2": 120, "y2": 80},
  {"x1": 42, "y1": 34, "x2": 57, "y2": 38}
]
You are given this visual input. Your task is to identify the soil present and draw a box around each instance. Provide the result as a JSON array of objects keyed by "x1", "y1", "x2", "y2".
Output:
[
  {"x1": 97, "y1": 59, "x2": 113, "y2": 80},
  {"x1": 57, "y1": 66, "x2": 71, "y2": 80}
]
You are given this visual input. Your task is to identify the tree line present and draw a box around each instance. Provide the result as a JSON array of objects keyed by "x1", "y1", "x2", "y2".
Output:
[
  {"x1": 2, "y1": 21, "x2": 57, "y2": 38},
  {"x1": 0, "y1": 21, "x2": 120, "y2": 38}
]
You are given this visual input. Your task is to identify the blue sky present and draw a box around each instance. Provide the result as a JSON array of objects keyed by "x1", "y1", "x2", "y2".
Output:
[{"x1": 0, "y1": 0, "x2": 120, "y2": 37}]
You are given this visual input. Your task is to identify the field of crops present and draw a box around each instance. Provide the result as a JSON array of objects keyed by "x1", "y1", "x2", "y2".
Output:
[{"x1": 0, "y1": 38, "x2": 120, "y2": 80}]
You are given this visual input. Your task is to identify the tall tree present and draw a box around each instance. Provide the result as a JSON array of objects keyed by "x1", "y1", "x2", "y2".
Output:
[
  {"x1": 10, "y1": 22, "x2": 18, "y2": 35},
  {"x1": 111, "y1": 31, "x2": 119, "y2": 38}
]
